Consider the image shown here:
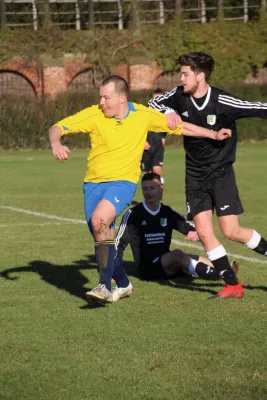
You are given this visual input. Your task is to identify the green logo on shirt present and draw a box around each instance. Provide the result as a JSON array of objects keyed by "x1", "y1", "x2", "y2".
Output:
[
  {"x1": 160, "y1": 218, "x2": 167, "y2": 227},
  {"x1": 207, "y1": 115, "x2": 216, "y2": 125}
]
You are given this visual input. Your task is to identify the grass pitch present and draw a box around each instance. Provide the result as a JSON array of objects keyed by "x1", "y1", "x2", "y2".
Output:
[{"x1": 1, "y1": 143, "x2": 267, "y2": 400}]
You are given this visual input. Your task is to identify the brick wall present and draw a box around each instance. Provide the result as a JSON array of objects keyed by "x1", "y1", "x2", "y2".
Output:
[{"x1": 0, "y1": 56, "x2": 163, "y2": 99}]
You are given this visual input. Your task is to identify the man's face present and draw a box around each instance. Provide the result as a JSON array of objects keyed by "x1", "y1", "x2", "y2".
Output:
[
  {"x1": 99, "y1": 82, "x2": 125, "y2": 117},
  {"x1": 180, "y1": 65, "x2": 201, "y2": 94},
  {"x1": 142, "y1": 179, "x2": 163, "y2": 204}
]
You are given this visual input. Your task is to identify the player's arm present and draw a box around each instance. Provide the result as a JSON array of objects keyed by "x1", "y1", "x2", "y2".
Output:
[
  {"x1": 182, "y1": 122, "x2": 231, "y2": 141},
  {"x1": 49, "y1": 125, "x2": 71, "y2": 162},
  {"x1": 114, "y1": 210, "x2": 132, "y2": 262},
  {"x1": 48, "y1": 106, "x2": 97, "y2": 162},
  {"x1": 172, "y1": 209, "x2": 199, "y2": 242},
  {"x1": 148, "y1": 87, "x2": 182, "y2": 129},
  {"x1": 148, "y1": 108, "x2": 231, "y2": 141},
  {"x1": 148, "y1": 87, "x2": 178, "y2": 114},
  {"x1": 218, "y1": 92, "x2": 267, "y2": 121}
]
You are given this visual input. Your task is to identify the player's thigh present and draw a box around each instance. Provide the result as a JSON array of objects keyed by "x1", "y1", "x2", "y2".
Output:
[
  {"x1": 213, "y1": 167, "x2": 244, "y2": 217},
  {"x1": 152, "y1": 148, "x2": 164, "y2": 169},
  {"x1": 83, "y1": 182, "x2": 104, "y2": 225},
  {"x1": 140, "y1": 256, "x2": 168, "y2": 280},
  {"x1": 186, "y1": 178, "x2": 213, "y2": 218},
  {"x1": 161, "y1": 250, "x2": 190, "y2": 276},
  {"x1": 103, "y1": 180, "x2": 136, "y2": 220},
  {"x1": 92, "y1": 199, "x2": 117, "y2": 227}
]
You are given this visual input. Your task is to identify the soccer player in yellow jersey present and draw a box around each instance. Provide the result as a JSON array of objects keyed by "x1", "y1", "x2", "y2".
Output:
[{"x1": 48, "y1": 75, "x2": 231, "y2": 303}]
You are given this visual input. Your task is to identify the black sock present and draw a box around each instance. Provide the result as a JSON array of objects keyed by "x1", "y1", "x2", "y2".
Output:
[
  {"x1": 195, "y1": 262, "x2": 220, "y2": 280},
  {"x1": 252, "y1": 237, "x2": 267, "y2": 256},
  {"x1": 212, "y1": 255, "x2": 238, "y2": 285}
]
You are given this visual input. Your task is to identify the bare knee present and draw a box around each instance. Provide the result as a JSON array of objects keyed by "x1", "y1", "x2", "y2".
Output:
[
  {"x1": 91, "y1": 213, "x2": 109, "y2": 235},
  {"x1": 221, "y1": 225, "x2": 240, "y2": 242},
  {"x1": 171, "y1": 249, "x2": 188, "y2": 266},
  {"x1": 196, "y1": 226, "x2": 212, "y2": 243}
]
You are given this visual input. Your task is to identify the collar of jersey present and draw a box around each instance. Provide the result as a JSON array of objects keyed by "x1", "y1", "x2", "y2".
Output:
[
  {"x1": 142, "y1": 201, "x2": 161, "y2": 215},
  {"x1": 190, "y1": 86, "x2": 211, "y2": 111},
  {"x1": 113, "y1": 102, "x2": 136, "y2": 120}
]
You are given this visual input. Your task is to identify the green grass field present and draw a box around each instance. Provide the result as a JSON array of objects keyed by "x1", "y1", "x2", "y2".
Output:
[{"x1": 1, "y1": 143, "x2": 267, "y2": 400}]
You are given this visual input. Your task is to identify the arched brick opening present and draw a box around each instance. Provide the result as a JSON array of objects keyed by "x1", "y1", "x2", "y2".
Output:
[
  {"x1": 0, "y1": 70, "x2": 37, "y2": 98},
  {"x1": 68, "y1": 67, "x2": 104, "y2": 92},
  {"x1": 154, "y1": 70, "x2": 181, "y2": 92}
]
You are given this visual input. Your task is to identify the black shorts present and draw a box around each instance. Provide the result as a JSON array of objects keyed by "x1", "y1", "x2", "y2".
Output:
[
  {"x1": 141, "y1": 148, "x2": 164, "y2": 172},
  {"x1": 139, "y1": 254, "x2": 199, "y2": 281},
  {"x1": 186, "y1": 165, "x2": 244, "y2": 218}
]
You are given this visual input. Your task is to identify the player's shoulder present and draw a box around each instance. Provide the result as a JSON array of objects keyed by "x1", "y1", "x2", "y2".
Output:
[
  {"x1": 162, "y1": 203, "x2": 185, "y2": 218},
  {"x1": 210, "y1": 86, "x2": 232, "y2": 98},
  {"x1": 75, "y1": 104, "x2": 103, "y2": 118},
  {"x1": 133, "y1": 102, "x2": 158, "y2": 115}
]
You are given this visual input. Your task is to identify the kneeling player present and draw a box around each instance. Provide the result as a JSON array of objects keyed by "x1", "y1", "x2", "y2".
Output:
[{"x1": 112, "y1": 172, "x2": 237, "y2": 302}]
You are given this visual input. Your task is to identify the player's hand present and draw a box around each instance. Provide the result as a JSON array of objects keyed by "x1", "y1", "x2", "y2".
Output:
[
  {"x1": 52, "y1": 144, "x2": 71, "y2": 162},
  {"x1": 184, "y1": 231, "x2": 199, "y2": 242},
  {"x1": 144, "y1": 141, "x2": 151, "y2": 151},
  {"x1": 166, "y1": 112, "x2": 182, "y2": 130},
  {"x1": 216, "y1": 129, "x2": 232, "y2": 141}
]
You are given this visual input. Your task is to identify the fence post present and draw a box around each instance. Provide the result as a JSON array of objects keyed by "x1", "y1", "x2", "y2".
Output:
[
  {"x1": 131, "y1": 0, "x2": 140, "y2": 31},
  {"x1": 32, "y1": 0, "x2": 38, "y2": 30},
  {"x1": 118, "y1": 0, "x2": 123, "y2": 30},
  {"x1": 159, "y1": 0, "x2": 164, "y2": 25},
  {"x1": 218, "y1": 0, "x2": 224, "y2": 18},
  {"x1": 75, "y1": 0, "x2": 81, "y2": 30},
  {"x1": 244, "y1": 0, "x2": 248, "y2": 22},
  {"x1": 88, "y1": 0, "x2": 94, "y2": 30},
  {"x1": 175, "y1": 0, "x2": 181, "y2": 15},
  {"x1": 0, "y1": 0, "x2": 6, "y2": 29},
  {"x1": 200, "y1": 0, "x2": 206, "y2": 23}
]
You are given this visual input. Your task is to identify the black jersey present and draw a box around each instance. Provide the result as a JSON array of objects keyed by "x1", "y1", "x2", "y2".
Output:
[
  {"x1": 146, "y1": 131, "x2": 167, "y2": 152},
  {"x1": 115, "y1": 201, "x2": 195, "y2": 277},
  {"x1": 148, "y1": 86, "x2": 267, "y2": 180}
]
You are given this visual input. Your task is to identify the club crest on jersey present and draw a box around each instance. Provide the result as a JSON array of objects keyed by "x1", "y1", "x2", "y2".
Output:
[
  {"x1": 207, "y1": 115, "x2": 216, "y2": 125},
  {"x1": 160, "y1": 218, "x2": 167, "y2": 227}
]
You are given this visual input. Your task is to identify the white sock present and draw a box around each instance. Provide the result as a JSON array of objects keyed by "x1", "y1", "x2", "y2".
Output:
[
  {"x1": 245, "y1": 230, "x2": 261, "y2": 249},
  {"x1": 188, "y1": 259, "x2": 198, "y2": 277},
  {"x1": 207, "y1": 245, "x2": 226, "y2": 261}
]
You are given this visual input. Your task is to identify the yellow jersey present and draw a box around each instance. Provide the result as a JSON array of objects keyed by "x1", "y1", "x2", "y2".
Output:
[{"x1": 54, "y1": 102, "x2": 183, "y2": 183}]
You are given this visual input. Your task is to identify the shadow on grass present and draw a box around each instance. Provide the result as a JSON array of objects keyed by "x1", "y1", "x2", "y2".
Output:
[
  {"x1": 156, "y1": 275, "x2": 267, "y2": 296},
  {"x1": 1, "y1": 258, "x2": 267, "y2": 306},
  {"x1": 0, "y1": 255, "x2": 108, "y2": 308}
]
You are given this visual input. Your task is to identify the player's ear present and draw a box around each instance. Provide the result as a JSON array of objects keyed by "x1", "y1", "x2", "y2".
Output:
[
  {"x1": 120, "y1": 94, "x2": 127, "y2": 104},
  {"x1": 197, "y1": 71, "x2": 205, "y2": 83}
]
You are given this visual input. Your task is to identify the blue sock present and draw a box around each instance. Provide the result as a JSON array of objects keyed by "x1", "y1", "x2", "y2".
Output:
[
  {"x1": 113, "y1": 257, "x2": 130, "y2": 288},
  {"x1": 95, "y1": 241, "x2": 115, "y2": 292}
]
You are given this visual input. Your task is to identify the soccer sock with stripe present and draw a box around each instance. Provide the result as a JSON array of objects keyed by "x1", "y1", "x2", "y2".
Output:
[
  {"x1": 95, "y1": 240, "x2": 115, "y2": 292},
  {"x1": 189, "y1": 259, "x2": 220, "y2": 280},
  {"x1": 207, "y1": 245, "x2": 238, "y2": 285},
  {"x1": 245, "y1": 230, "x2": 267, "y2": 256},
  {"x1": 112, "y1": 257, "x2": 130, "y2": 288}
]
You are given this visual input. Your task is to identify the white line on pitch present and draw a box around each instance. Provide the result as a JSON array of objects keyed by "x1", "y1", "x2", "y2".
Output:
[
  {"x1": 171, "y1": 239, "x2": 267, "y2": 264},
  {"x1": 0, "y1": 206, "x2": 87, "y2": 224},
  {"x1": 0, "y1": 222, "x2": 82, "y2": 228},
  {"x1": 1, "y1": 205, "x2": 267, "y2": 264}
]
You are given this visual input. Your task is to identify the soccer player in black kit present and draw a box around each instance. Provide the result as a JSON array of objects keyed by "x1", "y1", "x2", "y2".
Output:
[
  {"x1": 148, "y1": 51, "x2": 267, "y2": 299},
  {"x1": 111, "y1": 173, "x2": 238, "y2": 302},
  {"x1": 141, "y1": 88, "x2": 167, "y2": 184}
]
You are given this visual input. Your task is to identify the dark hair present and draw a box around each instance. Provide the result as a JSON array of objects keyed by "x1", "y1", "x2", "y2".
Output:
[
  {"x1": 142, "y1": 172, "x2": 161, "y2": 182},
  {"x1": 175, "y1": 52, "x2": 215, "y2": 80},
  {"x1": 153, "y1": 87, "x2": 164, "y2": 96},
  {"x1": 100, "y1": 75, "x2": 129, "y2": 96}
]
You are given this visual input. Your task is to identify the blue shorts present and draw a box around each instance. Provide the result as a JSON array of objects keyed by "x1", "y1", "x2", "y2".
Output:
[{"x1": 83, "y1": 180, "x2": 136, "y2": 231}]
